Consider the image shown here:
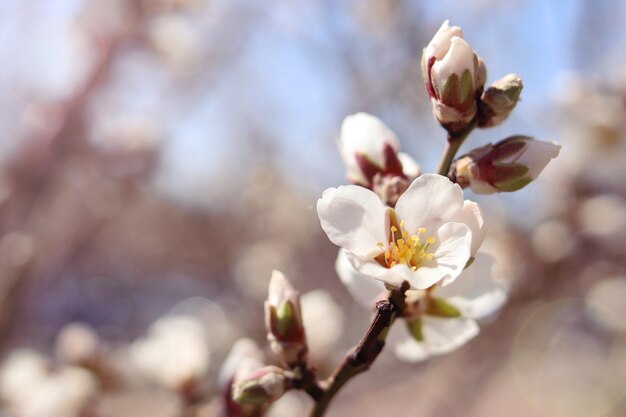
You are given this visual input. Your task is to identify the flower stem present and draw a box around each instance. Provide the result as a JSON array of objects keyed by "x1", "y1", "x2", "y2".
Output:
[
  {"x1": 307, "y1": 282, "x2": 409, "y2": 417},
  {"x1": 436, "y1": 120, "x2": 477, "y2": 176}
]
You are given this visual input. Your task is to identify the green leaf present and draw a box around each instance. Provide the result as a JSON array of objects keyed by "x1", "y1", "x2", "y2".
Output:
[
  {"x1": 497, "y1": 176, "x2": 533, "y2": 192},
  {"x1": 426, "y1": 297, "x2": 462, "y2": 318},
  {"x1": 458, "y1": 69, "x2": 474, "y2": 105},
  {"x1": 407, "y1": 317, "x2": 424, "y2": 342},
  {"x1": 440, "y1": 73, "x2": 459, "y2": 106},
  {"x1": 276, "y1": 302, "x2": 293, "y2": 336}
]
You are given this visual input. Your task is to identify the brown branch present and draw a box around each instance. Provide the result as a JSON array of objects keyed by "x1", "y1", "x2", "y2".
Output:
[{"x1": 307, "y1": 281, "x2": 409, "y2": 417}]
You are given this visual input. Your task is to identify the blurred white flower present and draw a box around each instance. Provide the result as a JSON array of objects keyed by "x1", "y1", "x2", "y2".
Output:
[
  {"x1": 585, "y1": 276, "x2": 626, "y2": 334},
  {"x1": 218, "y1": 338, "x2": 264, "y2": 390},
  {"x1": 577, "y1": 195, "x2": 626, "y2": 249},
  {"x1": 0, "y1": 349, "x2": 97, "y2": 417},
  {"x1": 301, "y1": 290, "x2": 345, "y2": 362},
  {"x1": 338, "y1": 113, "x2": 419, "y2": 186},
  {"x1": 266, "y1": 391, "x2": 308, "y2": 417},
  {"x1": 130, "y1": 315, "x2": 210, "y2": 390},
  {"x1": 337, "y1": 251, "x2": 507, "y2": 362},
  {"x1": 318, "y1": 174, "x2": 485, "y2": 289},
  {"x1": 95, "y1": 389, "x2": 182, "y2": 417},
  {"x1": 55, "y1": 322, "x2": 100, "y2": 365},
  {"x1": 531, "y1": 220, "x2": 575, "y2": 263},
  {"x1": 147, "y1": 15, "x2": 201, "y2": 74}
]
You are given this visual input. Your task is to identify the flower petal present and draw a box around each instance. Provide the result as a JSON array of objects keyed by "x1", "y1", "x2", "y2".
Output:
[
  {"x1": 398, "y1": 152, "x2": 420, "y2": 179},
  {"x1": 393, "y1": 316, "x2": 479, "y2": 363},
  {"x1": 435, "y1": 253, "x2": 507, "y2": 319},
  {"x1": 335, "y1": 249, "x2": 385, "y2": 310},
  {"x1": 395, "y1": 174, "x2": 465, "y2": 235},
  {"x1": 354, "y1": 255, "x2": 414, "y2": 287},
  {"x1": 339, "y1": 113, "x2": 400, "y2": 184},
  {"x1": 460, "y1": 200, "x2": 486, "y2": 257},
  {"x1": 432, "y1": 222, "x2": 472, "y2": 286},
  {"x1": 431, "y1": 36, "x2": 475, "y2": 89},
  {"x1": 317, "y1": 186, "x2": 388, "y2": 258},
  {"x1": 425, "y1": 20, "x2": 463, "y2": 61}
]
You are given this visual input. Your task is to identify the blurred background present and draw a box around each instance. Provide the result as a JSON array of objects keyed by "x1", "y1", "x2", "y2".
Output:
[{"x1": 0, "y1": 0, "x2": 625, "y2": 416}]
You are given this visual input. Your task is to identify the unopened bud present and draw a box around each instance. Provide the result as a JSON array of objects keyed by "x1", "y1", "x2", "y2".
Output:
[
  {"x1": 421, "y1": 21, "x2": 484, "y2": 133},
  {"x1": 265, "y1": 271, "x2": 307, "y2": 366},
  {"x1": 452, "y1": 136, "x2": 560, "y2": 194},
  {"x1": 478, "y1": 74, "x2": 523, "y2": 127},
  {"x1": 232, "y1": 366, "x2": 290, "y2": 405},
  {"x1": 339, "y1": 113, "x2": 419, "y2": 187}
]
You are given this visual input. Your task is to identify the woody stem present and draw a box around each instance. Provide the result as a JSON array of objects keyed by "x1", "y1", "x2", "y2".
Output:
[
  {"x1": 307, "y1": 281, "x2": 410, "y2": 417},
  {"x1": 436, "y1": 119, "x2": 477, "y2": 176}
]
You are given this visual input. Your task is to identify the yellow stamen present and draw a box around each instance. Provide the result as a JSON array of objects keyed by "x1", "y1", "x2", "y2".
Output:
[{"x1": 376, "y1": 217, "x2": 437, "y2": 272}]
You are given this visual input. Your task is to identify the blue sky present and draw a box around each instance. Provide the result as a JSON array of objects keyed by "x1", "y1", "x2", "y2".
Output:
[{"x1": 1, "y1": 0, "x2": 624, "y2": 212}]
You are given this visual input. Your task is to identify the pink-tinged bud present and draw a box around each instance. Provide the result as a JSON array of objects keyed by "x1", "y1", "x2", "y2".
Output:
[
  {"x1": 452, "y1": 136, "x2": 561, "y2": 194},
  {"x1": 339, "y1": 113, "x2": 419, "y2": 188},
  {"x1": 421, "y1": 21, "x2": 485, "y2": 133},
  {"x1": 232, "y1": 366, "x2": 290, "y2": 405},
  {"x1": 478, "y1": 73, "x2": 523, "y2": 127},
  {"x1": 264, "y1": 271, "x2": 307, "y2": 367}
]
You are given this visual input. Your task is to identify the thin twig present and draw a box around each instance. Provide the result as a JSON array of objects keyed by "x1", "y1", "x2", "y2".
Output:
[
  {"x1": 435, "y1": 119, "x2": 477, "y2": 176},
  {"x1": 307, "y1": 281, "x2": 409, "y2": 417}
]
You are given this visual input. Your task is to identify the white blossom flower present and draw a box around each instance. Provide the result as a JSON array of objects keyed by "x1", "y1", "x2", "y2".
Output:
[
  {"x1": 339, "y1": 113, "x2": 419, "y2": 186},
  {"x1": 218, "y1": 338, "x2": 264, "y2": 390},
  {"x1": 130, "y1": 315, "x2": 210, "y2": 390},
  {"x1": 336, "y1": 251, "x2": 507, "y2": 362},
  {"x1": 0, "y1": 349, "x2": 97, "y2": 417},
  {"x1": 318, "y1": 174, "x2": 485, "y2": 289},
  {"x1": 301, "y1": 290, "x2": 345, "y2": 362}
]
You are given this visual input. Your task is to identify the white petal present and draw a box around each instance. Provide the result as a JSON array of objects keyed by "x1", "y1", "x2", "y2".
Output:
[
  {"x1": 516, "y1": 140, "x2": 561, "y2": 178},
  {"x1": 460, "y1": 200, "x2": 486, "y2": 256},
  {"x1": 394, "y1": 174, "x2": 465, "y2": 234},
  {"x1": 393, "y1": 316, "x2": 479, "y2": 362},
  {"x1": 436, "y1": 253, "x2": 508, "y2": 320},
  {"x1": 335, "y1": 249, "x2": 385, "y2": 309},
  {"x1": 392, "y1": 324, "x2": 429, "y2": 362},
  {"x1": 421, "y1": 316, "x2": 479, "y2": 355},
  {"x1": 431, "y1": 36, "x2": 475, "y2": 87},
  {"x1": 398, "y1": 152, "x2": 420, "y2": 179},
  {"x1": 355, "y1": 256, "x2": 413, "y2": 287},
  {"x1": 425, "y1": 20, "x2": 463, "y2": 61},
  {"x1": 267, "y1": 270, "x2": 296, "y2": 307},
  {"x1": 317, "y1": 186, "x2": 388, "y2": 258},
  {"x1": 339, "y1": 113, "x2": 399, "y2": 183},
  {"x1": 432, "y1": 222, "x2": 472, "y2": 286}
]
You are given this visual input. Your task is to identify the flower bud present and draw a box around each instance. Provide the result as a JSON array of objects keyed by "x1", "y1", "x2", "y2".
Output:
[
  {"x1": 452, "y1": 136, "x2": 560, "y2": 194},
  {"x1": 232, "y1": 366, "x2": 290, "y2": 405},
  {"x1": 478, "y1": 73, "x2": 523, "y2": 127},
  {"x1": 265, "y1": 270, "x2": 307, "y2": 366},
  {"x1": 421, "y1": 21, "x2": 484, "y2": 133},
  {"x1": 339, "y1": 113, "x2": 419, "y2": 187}
]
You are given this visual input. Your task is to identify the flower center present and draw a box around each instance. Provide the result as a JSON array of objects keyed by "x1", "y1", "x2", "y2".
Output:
[{"x1": 376, "y1": 219, "x2": 436, "y2": 271}]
